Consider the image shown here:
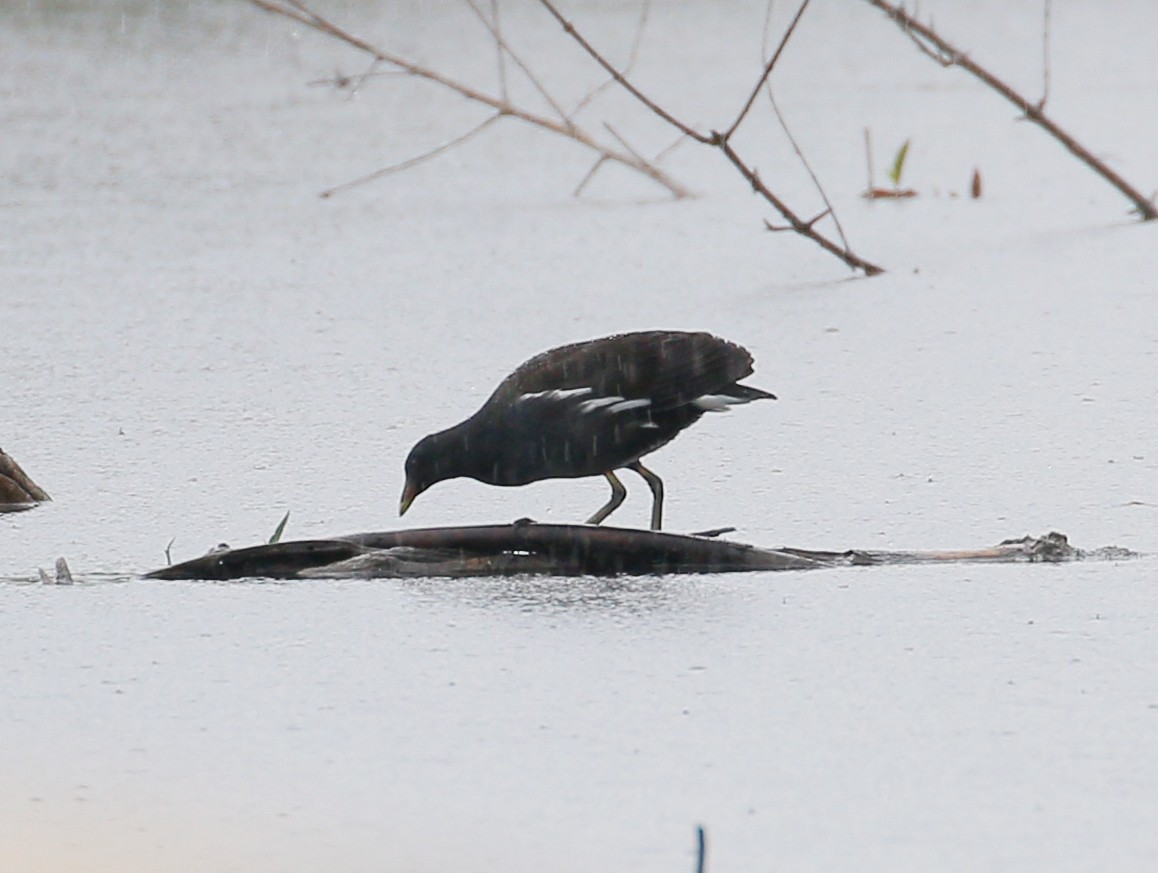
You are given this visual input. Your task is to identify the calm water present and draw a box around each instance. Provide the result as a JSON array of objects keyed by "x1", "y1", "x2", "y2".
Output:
[{"x1": 3, "y1": 2, "x2": 1158, "y2": 871}]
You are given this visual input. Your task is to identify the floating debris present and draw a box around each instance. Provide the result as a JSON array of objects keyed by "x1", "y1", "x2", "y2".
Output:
[
  {"x1": 0, "y1": 447, "x2": 51, "y2": 511},
  {"x1": 144, "y1": 524, "x2": 1140, "y2": 581},
  {"x1": 38, "y1": 557, "x2": 74, "y2": 585}
]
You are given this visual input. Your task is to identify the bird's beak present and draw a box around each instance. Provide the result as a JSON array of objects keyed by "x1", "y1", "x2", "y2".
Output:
[{"x1": 399, "y1": 480, "x2": 420, "y2": 517}]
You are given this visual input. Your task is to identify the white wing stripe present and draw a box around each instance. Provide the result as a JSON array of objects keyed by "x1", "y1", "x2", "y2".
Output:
[
  {"x1": 608, "y1": 398, "x2": 652, "y2": 413},
  {"x1": 578, "y1": 395, "x2": 624, "y2": 413},
  {"x1": 517, "y1": 387, "x2": 593, "y2": 403},
  {"x1": 517, "y1": 389, "x2": 655, "y2": 416},
  {"x1": 578, "y1": 396, "x2": 653, "y2": 414}
]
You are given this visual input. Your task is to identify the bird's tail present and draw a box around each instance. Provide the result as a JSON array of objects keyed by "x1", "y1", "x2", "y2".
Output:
[{"x1": 693, "y1": 382, "x2": 777, "y2": 411}]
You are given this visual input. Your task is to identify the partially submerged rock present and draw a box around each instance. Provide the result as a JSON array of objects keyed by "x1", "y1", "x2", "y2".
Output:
[
  {"x1": 0, "y1": 448, "x2": 50, "y2": 512},
  {"x1": 145, "y1": 524, "x2": 1132, "y2": 581}
]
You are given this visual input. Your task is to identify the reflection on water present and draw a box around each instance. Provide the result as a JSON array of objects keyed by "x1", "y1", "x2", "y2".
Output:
[{"x1": 400, "y1": 571, "x2": 707, "y2": 616}]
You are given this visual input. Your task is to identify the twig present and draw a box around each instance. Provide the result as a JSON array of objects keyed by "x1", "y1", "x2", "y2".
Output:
[
  {"x1": 720, "y1": 139, "x2": 883, "y2": 273},
  {"x1": 537, "y1": 0, "x2": 709, "y2": 144},
  {"x1": 539, "y1": 0, "x2": 884, "y2": 275},
  {"x1": 488, "y1": 0, "x2": 508, "y2": 101},
  {"x1": 602, "y1": 123, "x2": 648, "y2": 166},
  {"x1": 573, "y1": 156, "x2": 608, "y2": 197},
  {"x1": 246, "y1": 0, "x2": 691, "y2": 198},
  {"x1": 570, "y1": 0, "x2": 653, "y2": 118},
  {"x1": 760, "y1": 0, "x2": 852, "y2": 252},
  {"x1": 321, "y1": 114, "x2": 502, "y2": 198},
  {"x1": 463, "y1": 0, "x2": 568, "y2": 123},
  {"x1": 654, "y1": 131, "x2": 690, "y2": 163},
  {"x1": 696, "y1": 825, "x2": 707, "y2": 873},
  {"x1": 723, "y1": 0, "x2": 812, "y2": 140},
  {"x1": 866, "y1": 0, "x2": 1156, "y2": 220},
  {"x1": 565, "y1": 2, "x2": 659, "y2": 194},
  {"x1": 306, "y1": 66, "x2": 403, "y2": 90},
  {"x1": 1040, "y1": 0, "x2": 1052, "y2": 108}
]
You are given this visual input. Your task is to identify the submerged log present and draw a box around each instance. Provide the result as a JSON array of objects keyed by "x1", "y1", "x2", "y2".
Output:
[
  {"x1": 0, "y1": 448, "x2": 50, "y2": 512},
  {"x1": 144, "y1": 524, "x2": 1133, "y2": 581}
]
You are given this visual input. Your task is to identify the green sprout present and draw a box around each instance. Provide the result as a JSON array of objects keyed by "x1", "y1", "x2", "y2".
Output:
[{"x1": 888, "y1": 139, "x2": 911, "y2": 188}]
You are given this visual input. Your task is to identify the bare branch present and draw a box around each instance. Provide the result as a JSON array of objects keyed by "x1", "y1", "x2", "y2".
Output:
[
  {"x1": 489, "y1": 0, "x2": 509, "y2": 100},
  {"x1": 573, "y1": 156, "x2": 609, "y2": 197},
  {"x1": 602, "y1": 123, "x2": 647, "y2": 166},
  {"x1": 537, "y1": 0, "x2": 710, "y2": 144},
  {"x1": 463, "y1": 0, "x2": 568, "y2": 123},
  {"x1": 723, "y1": 0, "x2": 812, "y2": 141},
  {"x1": 538, "y1": 0, "x2": 883, "y2": 275},
  {"x1": 570, "y1": 0, "x2": 653, "y2": 118},
  {"x1": 246, "y1": 0, "x2": 691, "y2": 198},
  {"x1": 758, "y1": 0, "x2": 851, "y2": 253},
  {"x1": 306, "y1": 67, "x2": 406, "y2": 90},
  {"x1": 866, "y1": 0, "x2": 1156, "y2": 220},
  {"x1": 719, "y1": 139, "x2": 883, "y2": 274},
  {"x1": 320, "y1": 114, "x2": 503, "y2": 199},
  {"x1": 654, "y1": 131, "x2": 690, "y2": 163},
  {"x1": 1041, "y1": 0, "x2": 1052, "y2": 108}
]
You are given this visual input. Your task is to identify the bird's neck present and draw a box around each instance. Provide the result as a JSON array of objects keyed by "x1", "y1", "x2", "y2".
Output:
[{"x1": 429, "y1": 415, "x2": 506, "y2": 484}]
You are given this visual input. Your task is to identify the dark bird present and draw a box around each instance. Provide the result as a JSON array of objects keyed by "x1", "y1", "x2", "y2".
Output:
[{"x1": 399, "y1": 330, "x2": 776, "y2": 530}]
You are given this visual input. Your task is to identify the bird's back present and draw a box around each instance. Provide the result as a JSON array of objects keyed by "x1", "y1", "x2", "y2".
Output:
[{"x1": 489, "y1": 331, "x2": 757, "y2": 409}]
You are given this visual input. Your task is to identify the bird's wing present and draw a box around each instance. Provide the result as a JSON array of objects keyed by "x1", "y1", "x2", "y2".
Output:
[{"x1": 489, "y1": 331, "x2": 757, "y2": 411}]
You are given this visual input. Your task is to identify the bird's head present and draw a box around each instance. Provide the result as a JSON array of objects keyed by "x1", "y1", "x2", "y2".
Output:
[{"x1": 399, "y1": 433, "x2": 442, "y2": 516}]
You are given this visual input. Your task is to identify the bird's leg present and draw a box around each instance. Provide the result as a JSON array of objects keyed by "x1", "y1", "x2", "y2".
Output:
[
  {"x1": 586, "y1": 471, "x2": 627, "y2": 525},
  {"x1": 627, "y1": 461, "x2": 665, "y2": 530}
]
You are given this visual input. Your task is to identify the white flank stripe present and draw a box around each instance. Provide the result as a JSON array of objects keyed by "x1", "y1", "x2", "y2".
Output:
[
  {"x1": 518, "y1": 387, "x2": 593, "y2": 403},
  {"x1": 578, "y1": 396, "x2": 653, "y2": 414},
  {"x1": 693, "y1": 394, "x2": 746, "y2": 411},
  {"x1": 608, "y1": 398, "x2": 652, "y2": 413},
  {"x1": 578, "y1": 395, "x2": 625, "y2": 413}
]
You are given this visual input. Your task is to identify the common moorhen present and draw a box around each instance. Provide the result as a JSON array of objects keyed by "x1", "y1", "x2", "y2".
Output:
[{"x1": 399, "y1": 330, "x2": 775, "y2": 530}]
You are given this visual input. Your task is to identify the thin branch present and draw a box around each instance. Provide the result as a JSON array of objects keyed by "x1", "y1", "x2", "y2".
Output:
[
  {"x1": 489, "y1": 0, "x2": 508, "y2": 101},
  {"x1": 247, "y1": 0, "x2": 691, "y2": 198},
  {"x1": 767, "y1": 109, "x2": 850, "y2": 249},
  {"x1": 723, "y1": 0, "x2": 811, "y2": 141},
  {"x1": 653, "y1": 131, "x2": 689, "y2": 163},
  {"x1": 320, "y1": 114, "x2": 503, "y2": 198},
  {"x1": 573, "y1": 156, "x2": 609, "y2": 197},
  {"x1": 765, "y1": 207, "x2": 828, "y2": 233},
  {"x1": 720, "y1": 138, "x2": 883, "y2": 274},
  {"x1": 1041, "y1": 0, "x2": 1052, "y2": 108},
  {"x1": 570, "y1": 125, "x2": 658, "y2": 197},
  {"x1": 866, "y1": 0, "x2": 1156, "y2": 220},
  {"x1": 760, "y1": 0, "x2": 851, "y2": 252},
  {"x1": 306, "y1": 67, "x2": 406, "y2": 90},
  {"x1": 536, "y1": 0, "x2": 710, "y2": 144},
  {"x1": 570, "y1": 0, "x2": 653, "y2": 118},
  {"x1": 538, "y1": 0, "x2": 883, "y2": 275},
  {"x1": 602, "y1": 123, "x2": 647, "y2": 166},
  {"x1": 464, "y1": 0, "x2": 568, "y2": 123}
]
